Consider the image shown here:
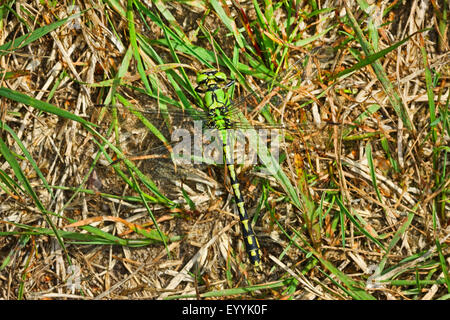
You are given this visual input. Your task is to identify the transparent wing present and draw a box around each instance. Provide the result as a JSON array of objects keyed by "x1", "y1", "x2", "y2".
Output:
[
  {"x1": 226, "y1": 47, "x2": 327, "y2": 115},
  {"x1": 98, "y1": 102, "x2": 351, "y2": 135},
  {"x1": 97, "y1": 103, "x2": 209, "y2": 122},
  {"x1": 98, "y1": 47, "x2": 328, "y2": 134}
]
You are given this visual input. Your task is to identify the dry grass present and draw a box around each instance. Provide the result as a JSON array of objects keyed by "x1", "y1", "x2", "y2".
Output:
[{"x1": 0, "y1": 0, "x2": 449, "y2": 300}]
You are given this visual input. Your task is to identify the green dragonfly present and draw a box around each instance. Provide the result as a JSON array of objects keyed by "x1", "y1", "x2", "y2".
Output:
[
  {"x1": 101, "y1": 53, "x2": 345, "y2": 269},
  {"x1": 194, "y1": 68, "x2": 263, "y2": 267}
]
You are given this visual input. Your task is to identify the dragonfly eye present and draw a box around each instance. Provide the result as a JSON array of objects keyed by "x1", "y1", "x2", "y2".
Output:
[
  {"x1": 197, "y1": 69, "x2": 228, "y2": 84},
  {"x1": 214, "y1": 71, "x2": 227, "y2": 82},
  {"x1": 196, "y1": 72, "x2": 209, "y2": 85}
]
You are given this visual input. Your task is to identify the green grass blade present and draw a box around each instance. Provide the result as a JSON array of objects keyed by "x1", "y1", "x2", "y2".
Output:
[
  {"x1": 0, "y1": 87, "x2": 96, "y2": 127},
  {"x1": 344, "y1": 5, "x2": 418, "y2": 130},
  {"x1": 336, "y1": 197, "x2": 385, "y2": 250},
  {"x1": 0, "y1": 10, "x2": 85, "y2": 55},
  {"x1": 366, "y1": 142, "x2": 383, "y2": 203},
  {"x1": 0, "y1": 134, "x2": 69, "y2": 263},
  {"x1": 0, "y1": 121, "x2": 54, "y2": 199}
]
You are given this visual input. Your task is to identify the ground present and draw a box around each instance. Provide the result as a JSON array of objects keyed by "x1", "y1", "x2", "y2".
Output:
[{"x1": 0, "y1": 1, "x2": 449, "y2": 300}]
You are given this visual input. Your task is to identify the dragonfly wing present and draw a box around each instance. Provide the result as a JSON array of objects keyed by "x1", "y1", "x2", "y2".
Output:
[
  {"x1": 226, "y1": 55, "x2": 310, "y2": 113},
  {"x1": 100, "y1": 103, "x2": 209, "y2": 122},
  {"x1": 225, "y1": 47, "x2": 336, "y2": 130}
]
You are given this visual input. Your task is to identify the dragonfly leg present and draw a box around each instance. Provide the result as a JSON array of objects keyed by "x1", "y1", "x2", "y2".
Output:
[
  {"x1": 224, "y1": 79, "x2": 235, "y2": 89},
  {"x1": 195, "y1": 86, "x2": 206, "y2": 93}
]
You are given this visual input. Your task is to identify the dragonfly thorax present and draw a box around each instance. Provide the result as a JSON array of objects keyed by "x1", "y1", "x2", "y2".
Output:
[
  {"x1": 195, "y1": 69, "x2": 233, "y2": 130},
  {"x1": 207, "y1": 106, "x2": 232, "y2": 129}
]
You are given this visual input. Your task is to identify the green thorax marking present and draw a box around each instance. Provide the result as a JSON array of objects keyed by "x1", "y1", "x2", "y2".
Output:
[{"x1": 195, "y1": 69, "x2": 232, "y2": 130}]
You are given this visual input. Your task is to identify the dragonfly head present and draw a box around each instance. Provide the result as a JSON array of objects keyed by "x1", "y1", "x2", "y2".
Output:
[{"x1": 196, "y1": 69, "x2": 227, "y2": 92}]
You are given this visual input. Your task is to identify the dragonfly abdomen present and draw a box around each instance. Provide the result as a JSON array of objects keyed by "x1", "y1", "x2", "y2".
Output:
[{"x1": 223, "y1": 134, "x2": 262, "y2": 268}]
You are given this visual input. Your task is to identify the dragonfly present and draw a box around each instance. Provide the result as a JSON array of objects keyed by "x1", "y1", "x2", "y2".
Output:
[
  {"x1": 194, "y1": 68, "x2": 263, "y2": 268},
  {"x1": 100, "y1": 51, "x2": 348, "y2": 269}
]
